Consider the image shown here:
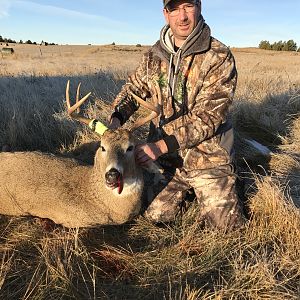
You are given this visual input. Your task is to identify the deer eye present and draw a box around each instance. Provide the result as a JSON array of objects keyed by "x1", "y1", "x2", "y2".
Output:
[
  {"x1": 126, "y1": 145, "x2": 134, "y2": 152},
  {"x1": 101, "y1": 146, "x2": 106, "y2": 152}
]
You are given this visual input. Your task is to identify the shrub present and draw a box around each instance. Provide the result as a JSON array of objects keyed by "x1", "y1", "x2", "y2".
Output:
[
  {"x1": 259, "y1": 39, "x2": 298, "y2": 52},
  {"x1": 282, "y1": 40, "x2": 297, "y2": 51},
  {"x1": 272, "y1": 40, "x2": 284, "y2": 51},
  {"x1": 259, "y1": 40, "x2": 272, "y2": 50}
]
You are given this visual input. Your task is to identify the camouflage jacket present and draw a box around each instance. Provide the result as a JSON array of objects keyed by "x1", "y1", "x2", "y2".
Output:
[{"x1": 112, "y1": 20, "x2": 237, "y2": 171}]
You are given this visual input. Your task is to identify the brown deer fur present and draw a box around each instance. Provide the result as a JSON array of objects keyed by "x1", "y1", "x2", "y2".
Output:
[{"x1": 0, "y1": 129, "x2": 143, "y2": 228}]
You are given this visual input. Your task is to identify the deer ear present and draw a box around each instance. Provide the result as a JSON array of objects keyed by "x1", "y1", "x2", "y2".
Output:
[{"x1": 88, "y1": 119, "x2": 108, "y2": 136}]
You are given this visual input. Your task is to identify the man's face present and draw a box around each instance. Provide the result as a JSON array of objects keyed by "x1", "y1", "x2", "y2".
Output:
[{"x1": 163, "y1": 0, "x2": 201, "y2": 46}]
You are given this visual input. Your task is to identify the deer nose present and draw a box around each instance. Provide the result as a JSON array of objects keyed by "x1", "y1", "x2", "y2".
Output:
[{"x1": 105, "y1": 168, "x2": 121, "y2": 184}]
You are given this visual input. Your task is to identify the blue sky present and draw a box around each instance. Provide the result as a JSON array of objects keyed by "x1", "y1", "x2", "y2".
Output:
[{"x1": 0, "y1": 0, "x2": 299, "y2": 48}]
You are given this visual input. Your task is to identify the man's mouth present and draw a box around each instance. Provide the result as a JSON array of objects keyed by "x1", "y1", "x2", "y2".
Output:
[{"x1": 178, "y1": 23, "x2": 190, "y2": 29}]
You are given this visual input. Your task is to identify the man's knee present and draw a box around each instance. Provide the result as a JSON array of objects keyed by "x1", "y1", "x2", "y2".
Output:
[
  {"x1": 143, "y1": 175, "x2": 187, "y2": 223},
  {"x1": 197, "y1": 184, "x2": 246, "y2": 230},
  {"x1": 201, "y1": 204, "x2": 245, "y2": 231},
  {"x1": 143, "y1": 199, "x2": 179, "y2": 223}
]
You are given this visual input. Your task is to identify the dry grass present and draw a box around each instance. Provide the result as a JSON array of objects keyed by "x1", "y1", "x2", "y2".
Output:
[
  {"x1": 233, "y1": 47, "x2": 300, "y2": 98},
  {"x1": 0, "y1": 44, "x2": 147, "y2": 76},
  {"x1": 0, "y1": 44, "x2": 300, "y2": 299}
]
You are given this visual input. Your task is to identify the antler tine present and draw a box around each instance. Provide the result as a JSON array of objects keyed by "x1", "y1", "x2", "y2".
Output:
[
  {"x1": 72, "y1": 91, "x2": 92, "y2": 112},
  {"x1": 66, "y1": 80, "x2": 71, "y2": 110},
  {"x1": 66, "y1": 80, "x2": 92, "y2": 116},
  {"x1": 130, "y1": 92, "x2": 160, "y2": 114},
  {"x1": 75, "y1": 82, "x2": 82, "y2": 114},
  {"x1": 65, "y1": 80, "x2": 93, "y2": 126},
  {"x1": 129, "y1": 83, "x2": 162, "y2": 131},
  {"x1": 76, "y1": 82, "x2": 81, "y2": 103},
  {"x1": 130, "y1": 111, "x2": 159, "y2": 131}
]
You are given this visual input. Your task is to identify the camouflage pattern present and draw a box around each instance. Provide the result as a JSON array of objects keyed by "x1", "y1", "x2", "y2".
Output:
[
  {"x1": 113, "y1": 40, "x2": 237, "y2": 170},
  {"x1": 111, "y1": 23, "x2": 244, "y2": 229},
  {"x1": 144, "y1": 164, "x2": 244, "y2": 230}
]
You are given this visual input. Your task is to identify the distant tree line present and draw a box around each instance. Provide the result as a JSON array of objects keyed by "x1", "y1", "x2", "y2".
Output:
[
  {"x1": 0, "y1": 35, "x2": 16, "y2": 44},
  {"x1": 259, "y1": 39, "x2": 300, "y2": 52},
  {"x1": 0, "y1": 35, "x2": 56, "y2": 46}
]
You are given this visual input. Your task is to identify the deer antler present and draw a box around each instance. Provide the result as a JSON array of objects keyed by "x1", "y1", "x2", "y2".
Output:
[
  {"x1": 130, "y1": 81, "x2": 162, "y2": 131},
  {"x1": 65, "y1": 80, "x2": 108, "y2": 135},
  {"x1": 65, "y1": 80, "x2": 92, "y2": 126}
]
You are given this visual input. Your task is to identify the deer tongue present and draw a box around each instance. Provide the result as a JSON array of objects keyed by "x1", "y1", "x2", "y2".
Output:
[{"x1": 117, "y1": 174, "x2": 123, "y2": 194}]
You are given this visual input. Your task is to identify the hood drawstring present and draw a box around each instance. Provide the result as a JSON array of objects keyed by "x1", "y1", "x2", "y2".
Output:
[
  {"x1": 172, "y1": 49, "x2": 182, "y2": 96},
  {"x1": 159, "y1": 16, "x2": 205, "y2": 124},
  {"x1": 167, "y1": 53, "x2": 174, "y2": 97},
  {"x1": 165, "y1": 52, "x2": 175, "y2": 119},
  {"x1": 165, "y1": 48, "x2": 183, "y2": 120}
]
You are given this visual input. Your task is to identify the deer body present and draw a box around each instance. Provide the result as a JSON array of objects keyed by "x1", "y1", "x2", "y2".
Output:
[
  {"x1": 0, "y1": 129, "x2": 143, "y2": 228},
  {"x1": 0, "y1": 81, "x2": 163, "y2": 227}
]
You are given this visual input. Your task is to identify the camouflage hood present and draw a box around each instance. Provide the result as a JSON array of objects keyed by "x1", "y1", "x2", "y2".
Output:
[{"x1": 158, "y1": 16, "x2": 210, "y2": 99}]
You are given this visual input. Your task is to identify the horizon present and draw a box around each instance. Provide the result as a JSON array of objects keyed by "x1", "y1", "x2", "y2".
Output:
[{"x1": 0, "y1": 0, "x2": 299, "y2": 48}]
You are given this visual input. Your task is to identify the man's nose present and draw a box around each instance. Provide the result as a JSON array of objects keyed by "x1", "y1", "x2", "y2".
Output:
[{"x1": 178, "y1": 8, "x2": 188, "y2": 20}]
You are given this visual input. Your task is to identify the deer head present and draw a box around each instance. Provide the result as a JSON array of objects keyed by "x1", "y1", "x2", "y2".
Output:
[{"x1": 65, "y1": 80, "x2": 161, "y2": 195}]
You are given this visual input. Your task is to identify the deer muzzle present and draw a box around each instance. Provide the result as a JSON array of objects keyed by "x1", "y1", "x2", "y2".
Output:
[{"x1": 105, "y1": 168, "x2": 123, "y2": 194}]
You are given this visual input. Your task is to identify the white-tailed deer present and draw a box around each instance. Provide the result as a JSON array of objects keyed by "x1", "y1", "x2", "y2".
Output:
[{"x1": 0, "y1": 81, "x2": 162, "y2": 228}]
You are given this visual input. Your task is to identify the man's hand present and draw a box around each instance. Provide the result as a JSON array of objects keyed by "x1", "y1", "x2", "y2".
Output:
[
  {"x1": 135, "y1": 140, "x2": 168, "y2": 166},
  {"x1": 109, "y1": 117, "x2": 121, "y2": 130}
]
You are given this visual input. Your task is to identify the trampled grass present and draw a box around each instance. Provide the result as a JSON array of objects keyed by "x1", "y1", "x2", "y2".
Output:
[{"x1": 0, "y1": 44, "x2": 300, "y2": 299}]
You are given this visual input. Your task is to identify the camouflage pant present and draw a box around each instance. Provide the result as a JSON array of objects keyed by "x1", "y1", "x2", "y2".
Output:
[{"x1": 144, "y1": 164, "x2": 245, "y2": 230}]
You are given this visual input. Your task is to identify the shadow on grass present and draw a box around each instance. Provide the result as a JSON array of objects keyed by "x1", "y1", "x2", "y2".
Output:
[
  {"x1": 0, "y1": 73, "x2": 300, "y2": 298},
  {"x1": 233, "y1": 88, "x2": 300, "y2": 214},
  {"x1": 0, "y1": 72, "x2": 126, "y2": 152}
]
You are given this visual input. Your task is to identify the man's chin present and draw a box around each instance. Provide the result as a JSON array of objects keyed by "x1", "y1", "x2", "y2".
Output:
[{"x1": 177, "y1": 32, "x2": 191, "y2": 41}]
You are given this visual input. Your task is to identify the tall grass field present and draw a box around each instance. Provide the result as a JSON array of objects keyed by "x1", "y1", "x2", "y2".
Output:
[{"x1": 0, "y1": 43, "x2": 300, "y2": 299}]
